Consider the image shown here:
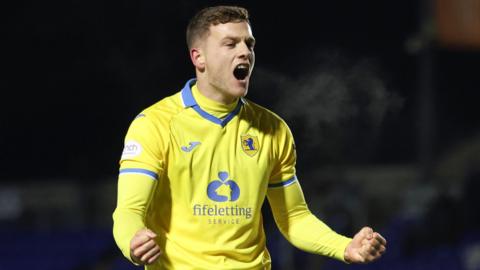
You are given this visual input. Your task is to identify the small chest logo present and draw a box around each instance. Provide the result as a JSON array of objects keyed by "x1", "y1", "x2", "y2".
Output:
[
  {"x1": 241, "y1": 135, "x2": 259, "y2": 157},
  {"x1": 207, "y1": 172, "x2": 240, "y2": 202},
  {"x1": 181, "y1": 141, "x2": 201, "y2": 152}
]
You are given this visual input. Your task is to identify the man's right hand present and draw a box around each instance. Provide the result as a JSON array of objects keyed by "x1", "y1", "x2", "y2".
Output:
[{"x1": 130, "y1": 228, "x2": 161, "y2": 265}]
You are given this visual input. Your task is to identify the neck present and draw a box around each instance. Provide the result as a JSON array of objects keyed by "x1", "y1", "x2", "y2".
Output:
[{"x1": 196, "y1": 78, "x2": 237, "y2": 105}]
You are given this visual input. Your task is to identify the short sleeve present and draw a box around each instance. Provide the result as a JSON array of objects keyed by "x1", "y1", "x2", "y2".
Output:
[
  {"x1": 268, "y1": 120, "x2": 297, "y2": 188},
  {"x1": 119, "y1": 113, "x2": 166, "y2": 179}
]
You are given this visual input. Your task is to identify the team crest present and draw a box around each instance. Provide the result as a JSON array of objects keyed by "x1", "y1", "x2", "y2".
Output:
[{"x1": 241, "y1": 135, "x2": 259, "y2": 157}]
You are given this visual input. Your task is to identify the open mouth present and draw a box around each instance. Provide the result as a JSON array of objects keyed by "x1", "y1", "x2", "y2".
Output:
[{"x1": 233, "y1": 63, "x2": 250, "y2": 80}]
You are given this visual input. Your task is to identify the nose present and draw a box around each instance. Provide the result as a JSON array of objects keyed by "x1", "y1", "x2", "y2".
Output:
[{"x1": 238, "y1": 41, "x2": 253, "y2": 61}]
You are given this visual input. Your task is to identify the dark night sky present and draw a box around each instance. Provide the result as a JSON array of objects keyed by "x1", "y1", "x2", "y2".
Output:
[{"x1": 2, "y1": 1, "x2": 480, "y2": 180}]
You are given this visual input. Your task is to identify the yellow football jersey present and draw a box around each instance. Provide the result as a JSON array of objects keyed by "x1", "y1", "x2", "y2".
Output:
[{"x1": 113, "y1": 79, "x2": 351, "y2": 270}]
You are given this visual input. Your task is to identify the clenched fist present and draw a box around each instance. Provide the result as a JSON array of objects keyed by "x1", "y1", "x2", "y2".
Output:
[
  {"x1": 130, "y1": 228, "x2": 161, "y2": 265},
  {"x1": 344, "y1": 227, "x2": 387, "y2": 264}
]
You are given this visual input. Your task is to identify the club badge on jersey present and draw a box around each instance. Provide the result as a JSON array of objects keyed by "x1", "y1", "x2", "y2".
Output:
[{"x1": 241, "y1": 135, "x2": 259, "y2": 157}]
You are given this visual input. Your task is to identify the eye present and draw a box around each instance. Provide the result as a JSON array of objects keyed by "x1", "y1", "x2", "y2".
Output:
[
  {"x1": 223, "y1": 40, "x2": 236, "y2": 48},
  {"x1": 225, "y1": 42, "x2": 235, "y2": 48}
]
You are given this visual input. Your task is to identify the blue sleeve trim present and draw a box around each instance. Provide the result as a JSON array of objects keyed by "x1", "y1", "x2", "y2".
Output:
[
  {"x1": 119, "y1": 168, "x2": 158, "y2": 180},
  {"x1": 268, "y1": 175, "x2": 297, "y2": 188}
]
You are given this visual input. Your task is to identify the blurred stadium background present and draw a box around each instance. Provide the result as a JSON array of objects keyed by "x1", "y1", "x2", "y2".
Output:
[{"x1": 2, "y1": 0, "x2": 480, "y2": 269}]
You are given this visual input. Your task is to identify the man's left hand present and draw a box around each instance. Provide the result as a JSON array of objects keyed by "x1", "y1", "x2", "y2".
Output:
[{"x1": 344, "y1": 227, "x2": 387, "y2": 264}]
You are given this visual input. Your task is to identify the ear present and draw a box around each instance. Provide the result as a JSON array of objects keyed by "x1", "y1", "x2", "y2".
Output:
[{"x1": 190, "y1": 47, "x2": 205, "y2": 71}]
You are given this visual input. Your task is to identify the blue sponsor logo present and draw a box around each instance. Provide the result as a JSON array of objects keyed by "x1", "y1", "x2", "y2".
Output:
[
  {"x1": 193, "y1": 171, "x2": 252, "y2": 222},
  {"x1": 207, "y1": 171, "x2": 240, "y2": 202}
]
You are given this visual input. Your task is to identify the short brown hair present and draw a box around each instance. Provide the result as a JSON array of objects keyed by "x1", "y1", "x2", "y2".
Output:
[{"x1": 186, "y1": 6, "x2": 250, "y2": 49}]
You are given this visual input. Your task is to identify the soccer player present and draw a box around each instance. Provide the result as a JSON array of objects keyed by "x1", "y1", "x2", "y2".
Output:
[{"x1": 113, "y1": 5, "x2": 386, "y2": 269}]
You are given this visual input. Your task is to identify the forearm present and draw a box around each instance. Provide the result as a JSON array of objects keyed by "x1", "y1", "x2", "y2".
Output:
[
  {"x1": 276, "y1": 209, "x2": 351, "y2": 260},
  {"x1": 113, "y1": 206, "x2": 147, "y2": 261},
  {"x1": 112, "y1": 173, "x2": 157, "y2": 262},
  {"x1": 267, "y1": 182, "x2": 351, "y2": 261}
]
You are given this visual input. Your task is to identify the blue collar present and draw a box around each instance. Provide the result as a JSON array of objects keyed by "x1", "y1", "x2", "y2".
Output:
[{"x1": 181, "y1": 78, "x2": 244, "y2": 127}]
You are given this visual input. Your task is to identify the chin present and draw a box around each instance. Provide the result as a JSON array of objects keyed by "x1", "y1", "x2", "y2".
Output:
[
  {"x1": 233, "y1": 80, "x2": 249, "y2": 96},
  {"x1": 232, "y1": 86, "x2": 248, "y2": 98}
]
